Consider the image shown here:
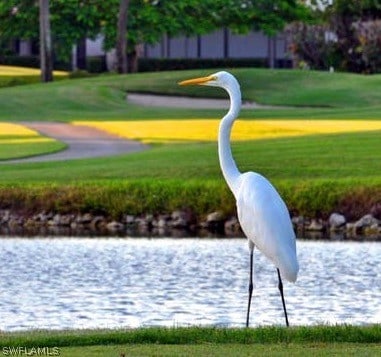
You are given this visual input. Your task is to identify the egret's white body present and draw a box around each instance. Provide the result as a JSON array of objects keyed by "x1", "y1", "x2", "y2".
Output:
[
  {"x1": 179, "y1": 71, "x2": 299, "y2": 326},
  {"x1": 236, "y1": 172, "x2": 298, "y2": 282}
]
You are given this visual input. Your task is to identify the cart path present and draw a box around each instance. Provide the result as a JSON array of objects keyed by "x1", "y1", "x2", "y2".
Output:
[
  {"x1": 127, "y1": 93, "x2": 285, "y2": 109},
  {"x1": 7, "y1": 122, "x2": 148, "y2": 163},
  {"x1": 6, "y1": 94, "x2": 285, "y2": 163}
]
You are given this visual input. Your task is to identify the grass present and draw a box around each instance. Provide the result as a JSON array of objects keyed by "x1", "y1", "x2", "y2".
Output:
[
  {"x1": 58, "y1": 343, "x2": 381, "y2": 356},
  {"x1": 1, "y1": 128, "x2": 380, "y2": 182},
  {"x1": 0, "y1": 65, "x2": 67, "y2": 76},
  {"x1": 1, "y1": 68, "x2": 381, "y2": 122},
  {"x1": 0, "y1": 130, "x2": 380, "y2": 218},
  {"x1": 0, "y1": 68, "x2": 380, "y2": 217},
  {"x1": 0, "y1": 65, "x2": 68, "y2": 88},
  {"x1": 73, "y1": 119, "x2": 381, "y2": 143},
  {"x1": 1, "y1": 326, "x2": 380, "y2": 356},
  {"x1": 0, "y1": 123, "x2": 66, "y2": 160}
]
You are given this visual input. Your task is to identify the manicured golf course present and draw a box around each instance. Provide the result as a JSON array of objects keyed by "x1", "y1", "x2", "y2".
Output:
[{"x1": 0, "y1": 68, "x2": 380, "y2": 218}]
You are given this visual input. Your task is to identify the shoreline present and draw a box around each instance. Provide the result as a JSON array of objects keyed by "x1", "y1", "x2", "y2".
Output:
[{"x1": 1, "y1": 209, "x2": 380, "y2": 241}]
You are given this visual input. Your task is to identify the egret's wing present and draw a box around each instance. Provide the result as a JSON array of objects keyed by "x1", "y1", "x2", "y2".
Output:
[{"x1": 236, "y1": 172, "x2": 299, "y2": 282}]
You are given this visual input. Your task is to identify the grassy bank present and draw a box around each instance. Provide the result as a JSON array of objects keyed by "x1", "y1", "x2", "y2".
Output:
[
  {"x1": 1, "y1": 326, "x2": 380, "y2": 356},
  {"x1": 1, "y1": 130, "x2": 380, "y2": 218},
  {"x1": 0, "y1": 178, "x2": 380, "y2": 220}
]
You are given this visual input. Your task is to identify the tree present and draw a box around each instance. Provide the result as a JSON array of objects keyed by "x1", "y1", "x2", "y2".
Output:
[
  {"x1": 0, "y1": 0, "x2": 311, "y2": 73},
  {"x1": 39, "y1": 0, "x2": 53, "y2": 82},
  {"x1": 288, "y1": 0, "x2": 381, "y2": 73},
  {"x1": 116, "y1": 0, "x2": 130, "y2": 73},
  {"x1": 100, "y1": 0, "x2": 311, "y2": 72},
  {"x1": 210, "y1": 0, "x2": 311, "y2": 36},
  {"x1": 101, "y1": 0, "x2": 215, "y2": 72},
  {"x1": 0, "y1": 0, "x2": 105, "y2": 63}
]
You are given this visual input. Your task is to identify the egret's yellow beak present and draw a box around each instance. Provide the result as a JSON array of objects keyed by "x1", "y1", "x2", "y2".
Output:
[{"x1": 178, "y1": 75, "x2": 216, "y2": 86}]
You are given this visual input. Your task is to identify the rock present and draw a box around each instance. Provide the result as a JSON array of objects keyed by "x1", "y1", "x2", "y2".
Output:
[
  {"x1": 204, "y1": 211, "x2": 225, "y2": 233},
  {"x1": 89, "y1": 216, "x2": 106, "y2": 230},
  {"x1": 33, "y1": 211, "x2": 50, "y2": 223},
  {"x1": 345, "y1": 222, "x2": 356, "y2": 234},
  {"x1": 24, "y1": 218, "x2": 39, "y2": 228},
  {"x1": 354, "y1": 214, "x2": 380, "y2": 228},
  {"x1": 48, "y1": 214, "x2": 60, "y2": 226},
  {"x1": 136, "y1": 216, "x2": 152, "y2": 232},
  {"x1": 329, "y1": 213, "x2": 346, "y2": 229},
  {"x1": 145, "y1": 214, "x2": 154, "y2": 224},
  {"x1": 363, "y1": 224, "x2": 380, "y2": 236},
  {"x1": 291, "y1": 215, "x2": 306, "y2": 234},
  {"x1": 0, "y1": 210, "x2": 11, "y2": 224},
  {"x1": 8, "y1": 217, "x2": 22, "y2": 229},
  {"x1": 171, "y1": 210, "x2": 185, "y2": 221},
  {"x1": 125, "y1": 215, "x2": 136, "y2": 225},
  {"x1": 171, "y1": 217, "x2": 188, "y2": 229},
  {"x1": 60, "y1": 214, "x2": 73, "y2": 226},
  {"x1": 76, "y1": 213, "x2": 93, "y2": 224},
  {"x1": 370, "y1": 203, "x2": 381, "y2": 220},
  {"x1": 292, "y1": 215, "x2": 305, "y2": 226},
  {"x1": 224, "y1": 216, "x2": 241, "y2": 235},
  {"x1": 156, "y1": 217, "x2": 168, "y2": 229},
  {"x1": 170, "y1": 210, "x2": 194, "y2": 229},
  {"x1": 207, "y1": 211, "x2": 225, "y2": 223},
  {"x1": 47, "y1": 213, "x2": 72, "y2": 227},
  {"x1": 106, "y1": 221, "x2": 124, "y2": 232},
  {"x1": 306, "y1": 218, "x2": 324, "y2": 231}
]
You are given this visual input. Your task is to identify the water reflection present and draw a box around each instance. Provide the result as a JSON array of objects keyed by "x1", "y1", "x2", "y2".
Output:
[{"x1": 0, "y1": 238, "x2": 380, "y2": 331}]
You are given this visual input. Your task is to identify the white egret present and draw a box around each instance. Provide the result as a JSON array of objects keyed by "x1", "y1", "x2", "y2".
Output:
[{"x1": 179, "y1": 71, "x2": 299, "y2": 327}]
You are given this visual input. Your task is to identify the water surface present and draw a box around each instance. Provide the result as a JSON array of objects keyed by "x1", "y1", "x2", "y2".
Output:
[{"x1": 0, "y1": 238, "x2": 379, "y2": 331}]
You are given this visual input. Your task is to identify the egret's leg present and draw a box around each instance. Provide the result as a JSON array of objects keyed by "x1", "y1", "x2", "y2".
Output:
[
  {"x1": 277, "y1": 268, "x2": 289, "y2": 327},
  {"x1": 246, "y1": 242, "x2": 254, "y2": 327}
]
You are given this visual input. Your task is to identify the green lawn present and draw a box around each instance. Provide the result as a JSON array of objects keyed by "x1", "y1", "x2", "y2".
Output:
[
  {"x1": 1, "y1": 68, "x2": 381, "y2": 122},
  {"x1": 0, "y1": 140, "x2": 66, "y2": 160},
  {"x1": 57, "y1": 343, "x2": 381, "y2": 356},
  {"x1": 0, "y1": 131, "x2": 380, "y2": 182},
  {"x1": 1, "y1": 326, "x2": 380, "y2": 357}
]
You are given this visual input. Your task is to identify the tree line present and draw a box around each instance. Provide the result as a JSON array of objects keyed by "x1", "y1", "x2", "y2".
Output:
[
  {"x1": 0, "y1": 0, "x2": 310, "y2": 81},
  {"x1": 287, "y1": 0, "x2": 381, "y2": 73},
  {"x1": 2, "y1": 1, "x2": 380, "y2": 82}
]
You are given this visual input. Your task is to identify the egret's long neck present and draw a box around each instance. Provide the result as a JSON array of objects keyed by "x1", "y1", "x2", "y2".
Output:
[{"x1": 218, "y1": 84, "x2": 241, "y2": 196}]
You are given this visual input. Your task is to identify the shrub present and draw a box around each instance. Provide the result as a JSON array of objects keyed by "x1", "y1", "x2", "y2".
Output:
[{"x1": 137, "y1": 58, "x2": 277, "y2": 72}]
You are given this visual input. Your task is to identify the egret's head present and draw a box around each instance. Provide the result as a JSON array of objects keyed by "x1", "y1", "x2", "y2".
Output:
[{"x1": 178, "y1": 71, "x2": 237, "y2": 90}]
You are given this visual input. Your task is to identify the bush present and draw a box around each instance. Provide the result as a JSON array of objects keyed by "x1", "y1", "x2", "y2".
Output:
[
  {"x1": 137, "y1": 58, "x2": 277, "y2": 72},
  {"x1": 87, "y1": 56, "x2": 107, "y2": 73},
  {"x1": 352, "y1": 20, "x2": 381, "y2": 74},
  {"x1": 0, "y1": 55, "x2": 71, "y2": 71},
  {"x1": 68, "y1": 70, "x2": 93, "y2": 79},
  {"x1": 0, "y1": 55, "x2": 40, "y2": 68},
  {"x1": 285, "y1": 22, "x2": 342, "y2": 71}
]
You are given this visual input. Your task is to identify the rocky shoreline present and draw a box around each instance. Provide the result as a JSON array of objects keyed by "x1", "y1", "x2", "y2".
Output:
[{"x1": 0, "y1": 209, "x2": 380, "y2": 240}]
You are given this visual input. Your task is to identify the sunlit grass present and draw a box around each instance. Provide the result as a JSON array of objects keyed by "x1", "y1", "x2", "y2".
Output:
[
  {"x1": 0, "y1": 65, "x2": 67, "y2": 77},
  {"x1": 74, "y1": 119, "x2": 381, "y2": 143},
  {"x1": 0, "y1": 122, "x2": 41, "y2": 137},
  {"x1": 0, "y1": 122, "x2": 65, "y2": 160}
]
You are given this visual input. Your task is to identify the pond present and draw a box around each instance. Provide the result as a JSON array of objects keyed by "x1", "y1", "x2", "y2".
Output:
[{"x1": 0, "y1": 238, "x2": 380, "y2": 331}]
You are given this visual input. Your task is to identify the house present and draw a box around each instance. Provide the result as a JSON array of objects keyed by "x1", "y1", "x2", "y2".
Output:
[
  {"x1": 142, "y1": 29, "x2": 291, "y2": 68},
  {"x1": 12, "y1": 28, "x2": 291, "y2": 71}
]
